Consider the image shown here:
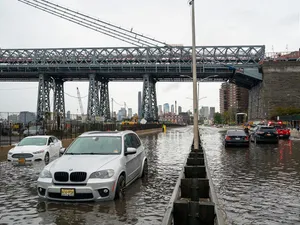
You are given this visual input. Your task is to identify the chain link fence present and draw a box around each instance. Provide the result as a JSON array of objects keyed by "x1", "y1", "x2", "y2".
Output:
[{"x1": 0, "y1": 112, "x2": 185, "y2": 146}]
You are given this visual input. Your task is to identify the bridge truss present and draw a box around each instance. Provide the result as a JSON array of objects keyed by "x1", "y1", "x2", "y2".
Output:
[{"x1": 0, "y1": 0, "x2": 266, "y2": 122}]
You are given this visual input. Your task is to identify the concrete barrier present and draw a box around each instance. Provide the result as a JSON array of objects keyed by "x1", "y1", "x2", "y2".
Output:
[{"x1": 161, "y1": 133, "x2": 225, "y2": 225}]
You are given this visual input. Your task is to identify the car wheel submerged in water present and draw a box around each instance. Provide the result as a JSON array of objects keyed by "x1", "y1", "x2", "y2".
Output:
[{"x1": 115, "y1": 175, "x2": 126, "y2": 200}]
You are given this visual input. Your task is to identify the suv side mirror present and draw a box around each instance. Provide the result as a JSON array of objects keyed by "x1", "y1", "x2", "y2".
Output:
[
  {"x1": 125, "y1": 147, "x2": 137, "y2": 155},
  {"x1": 59, "y1": 148, "x2": 66, "y2": 156}
]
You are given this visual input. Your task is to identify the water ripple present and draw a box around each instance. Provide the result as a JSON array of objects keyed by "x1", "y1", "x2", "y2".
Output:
[
  {"x1": 201, "y1": 126, "x2": 300, "y2": 225},
  {"x1": 0, "y1": 127, "x2": 193, "y2": 225}
]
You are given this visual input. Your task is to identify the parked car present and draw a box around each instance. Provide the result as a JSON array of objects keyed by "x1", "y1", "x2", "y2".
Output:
[
  {"x1": 37, "y1": 130, "x2": 148, "y2": 201},
  {"x1": 268, "y1": 122, "x2": 290, "y2": 139},
  {"x1": 23, "y1": 125, "x2": 47, "y2": 137},
  {"x1": 7, "y1": 135, "x2": 62, "y2": 164},
  {"x1": 250, "y1": 125, "x2": 279, "y2": 143},
  {"x1": 224, "y1": 129, "x2": 249, "y2": 147}
]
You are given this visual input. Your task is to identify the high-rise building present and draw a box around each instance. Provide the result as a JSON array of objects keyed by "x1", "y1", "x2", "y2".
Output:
[
  {"x1": 178, "y1": 106, "x2": 182, "y2": 114},
  {"x1": 209, "y1": 107, "x2": 215, "y2": 120},
  {"x1": 117, "y1": 108, "x2": 126, "y2": 121},
  {"x1": 128, "y1": 108, "x2": 133, "y2": 118},
  {"x1": 138, "y1": 91, "x2": 142, "y2": 118},
  {"x1": 163, "y1": 103, "x2": 170, "y2": 114},
  {"x1": 219, "y1": 83, "x2": 249, "y2": 114},
  {"x1": 18, "y1": 111, "x2": 36, "y2": 124},
  {"x1": 171, "y1": 105, "x2": 174, "y2": 114},
  {"x1": 158, "y1": 105, "x2": 163, "y2": 116},
  {"x1": 66, "y1": 111, "x2": 71, "y2": 120},
  {"x1": 8, "y1": 114, "x2": 18, "y2": 123},
  {"x1": 175, "y1": 101, "x2": 177, "y2": 115}
]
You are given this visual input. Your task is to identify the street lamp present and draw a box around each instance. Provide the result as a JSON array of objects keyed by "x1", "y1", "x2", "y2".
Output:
[{"x1": 188, "y1": 0, "x2": 199, "y2": 149}]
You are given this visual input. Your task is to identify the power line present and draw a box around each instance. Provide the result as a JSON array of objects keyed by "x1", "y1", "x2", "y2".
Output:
[
  {"x1": 0, "y1": 87, "x2": 37, "y2": 91},
  {"x1": 64, "y1": 92, "x2": 88, "y2": 98}
]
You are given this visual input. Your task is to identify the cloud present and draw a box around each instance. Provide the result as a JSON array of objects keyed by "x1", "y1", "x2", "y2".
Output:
[{"x1": 163, "y1": 83, "x2": 181, "y2": 93}]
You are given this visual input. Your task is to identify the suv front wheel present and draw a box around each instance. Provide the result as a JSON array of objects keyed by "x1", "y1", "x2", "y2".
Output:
[{"x1": 114, "y1": 175, "x2": 126, "y2": 200}]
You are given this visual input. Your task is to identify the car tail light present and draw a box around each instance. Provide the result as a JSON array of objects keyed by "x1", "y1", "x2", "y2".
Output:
[
  {"x1": 245, "y1": 136, "x2": 249, "y2": 140},
  {"x1": 225, "y1": 136, "x2": 231, "y2": 140}
]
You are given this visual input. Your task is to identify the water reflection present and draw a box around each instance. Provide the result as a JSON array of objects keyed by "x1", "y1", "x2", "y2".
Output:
[
  {"x1": 0, "y1": 127, "x2": 193, "y2": 225},
  {"x1": 202, "y1": 126, "x2": 300, "y2": 225}
]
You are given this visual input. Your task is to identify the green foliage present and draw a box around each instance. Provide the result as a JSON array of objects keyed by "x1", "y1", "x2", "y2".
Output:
[
  {"x1": 213, "y1": 112, "x2": 222, "y2": 124},
  {"x1": 271, "y1": 107, "x2": 300, "y2": 117}
]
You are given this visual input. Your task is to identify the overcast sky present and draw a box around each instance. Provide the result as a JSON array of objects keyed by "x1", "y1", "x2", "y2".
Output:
[{"x1": 0, "y1": 0, "x2": 299, "y2": 115}]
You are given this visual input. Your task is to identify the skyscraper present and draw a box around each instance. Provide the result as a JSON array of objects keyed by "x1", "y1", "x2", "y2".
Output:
[
  {"x1": 171, "y1": 105, "x2": 174, "y2": 114},
  {"x1": 175, "y1": 101, "x2": 177, "y2": 115},
  {"x1": 163, "y1": 103, "x2": 170, "y2": 114},
  {"x1": 209, "y1": 107, "x2": 215, "y2": 120},
  {"x1": 158, "y1": 105, "x2": 163, "y2": 116},
  {"x1": 219, "y1": 83, "x2": 249, "y2": 114},
  {"x1": 178, "y1": 106, "x2": 182, "y2": 114},
  {"x1": 128, "y1": 108, "x2": 133, "y2": 118},
  {"x1": 138, "y1": 91, "x2": 142, "y2": 118}
]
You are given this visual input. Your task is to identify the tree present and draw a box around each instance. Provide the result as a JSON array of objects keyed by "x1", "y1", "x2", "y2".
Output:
[{"x1": 214, "y1": 112, "x2": 222, "y2": 124}]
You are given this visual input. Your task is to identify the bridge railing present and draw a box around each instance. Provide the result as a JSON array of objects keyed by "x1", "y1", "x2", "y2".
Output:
[{"x1": 0, "y1": 46, "x2": 265, "y2": 65}]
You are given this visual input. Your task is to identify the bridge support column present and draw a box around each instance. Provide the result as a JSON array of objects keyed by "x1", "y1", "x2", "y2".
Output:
[
  {"x1": 142, "y1": 74, "x2": 158, "y2": 122},
  {"x1": 99, "y1": 78, "x2": 110, "y2": 120},
  {"x1": 87, "y1": 74, "x2": 100, "y2": 120},
  {"x1": 53, "y1": 78, "x2": 65, "y2": 127},
  {"x1": 36, "y1": 74, "x2": 51, "y2": 122}
]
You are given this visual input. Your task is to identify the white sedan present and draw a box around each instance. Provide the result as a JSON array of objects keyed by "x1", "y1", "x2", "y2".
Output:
[{"x1": 7, "y1": 135, "x2": 62, "y2": 164}]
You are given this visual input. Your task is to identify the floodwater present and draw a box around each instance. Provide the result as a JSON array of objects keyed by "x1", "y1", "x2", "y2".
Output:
[
  {"x1": 202, "y1": 126, "x2": 300, "y2": 225},
  {"x1": 0, "y1": 127, "x2": 193, "y2": 225}
]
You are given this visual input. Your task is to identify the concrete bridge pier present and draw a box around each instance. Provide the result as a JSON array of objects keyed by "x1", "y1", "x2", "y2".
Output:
[
  {"x1": 141, "y1": 74, "x2": 158, "y2": 122},
  {"x1": 36, "y1": 74, "x2": 51, "y2": 122},
  {"x1": 248, "y1": 62, "x2": 300, "y2": 120},
  {"x1": 87, "y1": 74, "x2": 100, "y2": 120},
  {"x1": 99, "y1": 78, "x2": 110, "y2": 120}
]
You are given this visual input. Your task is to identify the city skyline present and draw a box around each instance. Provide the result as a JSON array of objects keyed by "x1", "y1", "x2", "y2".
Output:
[{"x1": 0, "y1": 0, "x2": 299, "y2": 115}]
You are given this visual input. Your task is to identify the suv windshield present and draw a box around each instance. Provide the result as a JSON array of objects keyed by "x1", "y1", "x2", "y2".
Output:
[
  {"x1": 18, "y1": 137, "x2": 47, "y2": 146},
  {"x1": 65, "y1": 136, "x2": 122, "y2": 155}
]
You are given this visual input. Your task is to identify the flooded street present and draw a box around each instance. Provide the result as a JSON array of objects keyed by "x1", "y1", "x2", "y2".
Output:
[
  {"x1": 0, "y1": 127, "x2": 193, "y2": 225},
  {"x1": 202, "y1": 126, "x2": 300, "y2": 225},
  {"x1": 2, "y1": 126, "x2": 300, "y2": 225}
]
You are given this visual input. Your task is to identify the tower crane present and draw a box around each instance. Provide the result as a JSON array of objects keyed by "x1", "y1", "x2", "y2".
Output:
[
  {"x1": 76, "y1": 87, "x2": 84, "y2": 116},
  {"x1": 18, "y1": 0, "x2": 170, "y2": 47}
]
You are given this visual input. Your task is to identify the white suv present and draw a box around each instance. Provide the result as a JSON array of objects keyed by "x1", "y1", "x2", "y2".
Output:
[{"x1": 37, "y1": 130, "x2": 148, "y2": 201}]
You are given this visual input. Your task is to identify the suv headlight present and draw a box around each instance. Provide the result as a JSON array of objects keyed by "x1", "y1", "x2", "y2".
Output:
[
  {"x1": 89, "y1": 169, "x2": 114, "y2": 179},
  {"x1": 39, "y1": 169, "x2": 52, "y2": 178},
  {"x1": 8, "y1": 151, "x2": 13, "y2": 155},
  {"x1": 33, "y1": 150, "x2": 45, "y2": 154}
]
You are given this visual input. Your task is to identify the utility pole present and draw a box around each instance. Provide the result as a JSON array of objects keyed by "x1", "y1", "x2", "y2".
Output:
[
  {"x1": 190, "y1": 0, "x2": 199, "y2": 149},
  {"x1": 111, "y1": 98, "x2": 114, "y2": 119}
]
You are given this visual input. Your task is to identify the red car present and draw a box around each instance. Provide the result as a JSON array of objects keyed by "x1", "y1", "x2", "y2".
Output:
[{"x1": 268, "y1": 121, "x2": 290, "y2": 139}]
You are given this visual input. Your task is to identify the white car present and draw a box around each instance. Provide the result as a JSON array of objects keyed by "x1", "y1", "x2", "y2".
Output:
[
  {"x1": 7, "y1": 135, "x2": 62, "y2": 164},
  {"x1": 37, "y1": 130, "x2": 148, "y2": 201}
]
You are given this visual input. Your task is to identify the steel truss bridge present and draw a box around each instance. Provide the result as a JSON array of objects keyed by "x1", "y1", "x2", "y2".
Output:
[{"x1": 0, "y1": 45, "x2": 265, "y2": 121}]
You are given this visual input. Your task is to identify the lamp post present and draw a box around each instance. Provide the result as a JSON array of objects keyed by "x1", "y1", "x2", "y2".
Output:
[{"x1": 188, "y1": 0, "x2": 199, "y2": 149}]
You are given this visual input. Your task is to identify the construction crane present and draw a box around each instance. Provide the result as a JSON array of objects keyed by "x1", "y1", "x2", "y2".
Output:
[
  {"x1": 76, "y1": 87, "x2": 84, "y2": 116},
  {"x1": 18, "y1": 0, "x2": 170, "y2": 47}
]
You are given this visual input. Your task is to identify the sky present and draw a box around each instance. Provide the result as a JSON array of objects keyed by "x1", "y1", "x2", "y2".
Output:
[{"x1": 0, "y1": 0, "x2": 300, "y2": 115}]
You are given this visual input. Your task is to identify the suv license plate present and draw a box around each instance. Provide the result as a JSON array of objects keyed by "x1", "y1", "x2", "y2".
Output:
[{"x1": 61, "y1": 188, "x2": 75, "y2": 197}]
